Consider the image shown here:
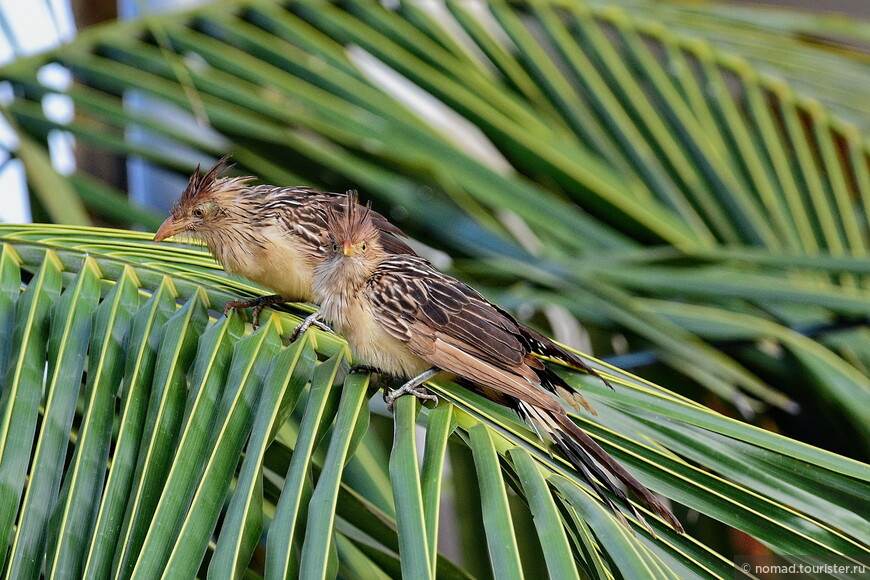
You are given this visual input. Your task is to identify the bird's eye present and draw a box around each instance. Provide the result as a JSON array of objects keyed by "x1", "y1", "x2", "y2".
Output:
[
  {"x1": 332, "y1": 242, "x2": 339, "y2": 252},
  {"x1": 360, "y1": 242, "x2": 367, "y2": 251},
  {"x1": 192, "y1": 202, "x2": 217, "y2": 219}
]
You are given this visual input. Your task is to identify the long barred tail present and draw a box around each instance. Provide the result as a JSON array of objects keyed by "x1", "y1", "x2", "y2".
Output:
[
  {"x1": 516, "y1": 401, "x2": 684, "y2": 534},
  {"x1": 519, "y1": 325, "x2": 614, "y2": 390}
]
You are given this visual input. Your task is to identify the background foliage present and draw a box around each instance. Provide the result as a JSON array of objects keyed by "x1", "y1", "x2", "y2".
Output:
[{"x1": 1, "y1": 0, "x2": 869, "y2": 578}]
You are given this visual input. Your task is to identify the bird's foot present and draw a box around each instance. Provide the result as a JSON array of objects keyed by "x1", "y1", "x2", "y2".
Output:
[
  {"x1": 384, "y1": 367, "x2": 441, "y2": 412},
  {"x1": 223, "y1": 294, "x2": 285, "y2": 329},
  {"x1": 289, "y1": 311, "x2": 331, "y2": 342},
  {"x1": 310, "y1": 319, "x2": 333, "y2": 334}
]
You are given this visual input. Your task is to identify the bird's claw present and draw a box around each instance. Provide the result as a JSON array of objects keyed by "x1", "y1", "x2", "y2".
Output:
[
  {"x1": 287, "y1": 324, "x2": 306, "y2": 343},
  {"x1": 310, "y1": 319, "x2": 333, "y2": 334},
  {"x1": 252, "y1": 306, "x2": 267, "y2": 328},
  {"x1": 385, "y1": 384, "x2": 438, "y2": 412},
  {"x1": 223, "y1": 294, "x2": 284, "y2": 329},
  {"x1": 222, "y1": 300, "x2": 245, "y2": 317},
  {"x1": 289, "y1": 312, "x2": 330, "y2": 342}
]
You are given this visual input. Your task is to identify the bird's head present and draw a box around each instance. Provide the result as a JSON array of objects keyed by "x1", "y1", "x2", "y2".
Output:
[
  {"x1": 153, "y1": 155, "x2": 254, "y2": 244},
  {"x1": 323, "y1": 191, "x2": 383, "y2": 281}
]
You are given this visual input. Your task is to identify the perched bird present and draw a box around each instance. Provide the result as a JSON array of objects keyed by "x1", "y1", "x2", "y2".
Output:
[
  {"x1": 153, "y1": 155, "x2": 414, "y2": 327},
  {"x1": 312, "y1": 193, "x2": 683, "y2": 534}
]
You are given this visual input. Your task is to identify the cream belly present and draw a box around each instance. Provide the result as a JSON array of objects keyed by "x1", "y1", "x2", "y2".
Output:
[{"x1": 320, "y1": 291, "x2": 431, "y2": 379}]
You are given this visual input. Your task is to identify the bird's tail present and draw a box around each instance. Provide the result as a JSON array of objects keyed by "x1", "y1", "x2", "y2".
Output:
[
  {"x1": 516, "y1": 401, "x2": 683, "y2": 534},
  {"x1": 520, "y1": 325, "x2": 614, "y2": 390}
]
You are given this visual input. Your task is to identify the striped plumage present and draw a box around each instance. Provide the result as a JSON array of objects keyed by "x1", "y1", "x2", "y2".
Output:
[
  {"x1": 153, "y1": 156, "x2": 413, "y2": 322},
  {"x1": 314, "y1": 193, "x2": 683, "y2": 534}
]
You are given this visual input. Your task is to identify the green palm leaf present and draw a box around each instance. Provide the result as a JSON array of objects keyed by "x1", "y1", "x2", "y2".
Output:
[{"x1": 0, "y1": 225, "x2": 866, "y2": 578}]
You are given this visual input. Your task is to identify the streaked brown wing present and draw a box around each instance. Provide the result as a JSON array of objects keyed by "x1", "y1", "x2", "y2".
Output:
[
  {"x1": 368, "y1": 257, "x2": 525, "y2": 364},
  {"x1": 367, "y1": 257, "x2": 560, "y2": 411},
  {"x1": 260, "y1": 187, "x2": 414, "y2": 255}
]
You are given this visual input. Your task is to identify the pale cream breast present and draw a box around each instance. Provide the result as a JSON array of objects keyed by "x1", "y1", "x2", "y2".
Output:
[{"x1": 318, "y1": 285, "x2": 430, "y2": 379}]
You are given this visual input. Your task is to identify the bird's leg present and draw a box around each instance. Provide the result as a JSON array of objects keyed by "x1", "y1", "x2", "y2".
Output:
[
  {"x1": 288, "y1": 311, "x2": 332, "y2": 342},
  {"x1": 223, "y1": 294, "x2": 285, "y2": 329},
  {"x1": 385, "y1": 367, "x2": 440, "y2": 412}
]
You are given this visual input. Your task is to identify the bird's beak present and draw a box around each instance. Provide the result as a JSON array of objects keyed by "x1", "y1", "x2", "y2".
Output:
[
  {"x1": 342, "y1": 240, "x2": 353, "y2": 256},
  {"x1": 153, "y1": 217, "x2": 186, "y2": 243}
]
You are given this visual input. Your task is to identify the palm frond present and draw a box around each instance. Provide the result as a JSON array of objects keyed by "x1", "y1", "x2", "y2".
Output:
[{"x1": 0, "y1": 225, "x2": 866, "y2": 578}]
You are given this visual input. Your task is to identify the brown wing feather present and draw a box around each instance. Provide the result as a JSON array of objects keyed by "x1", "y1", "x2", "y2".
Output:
[
  {"x1": 368, "y1": 256, "x2": 596, "y2": 407},
  {"x1": 255, "y1": 187, "x2": 415, "y2": 256},
  {"x1": 367, "y1": 256, "x2": 560, "y2": 411},
  {"x1": 369, "y1": 257, "x2": 527, "y2": 364},
  {"x1": 425, "y1": 335, "x2": 563, "y2": 412}
]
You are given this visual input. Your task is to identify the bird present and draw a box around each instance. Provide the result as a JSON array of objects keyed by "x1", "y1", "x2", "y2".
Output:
[
  {"x1": 311, "y1": 192, "x2": 684, "y2": 534},
  {"x1": 152, "y1": 155, "x2": 414, "y2": 327}
]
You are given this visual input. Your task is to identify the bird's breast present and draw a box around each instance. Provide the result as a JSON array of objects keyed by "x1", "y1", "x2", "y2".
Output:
[{"x1": 319, "y1": 288, "x2": 428, "y2": 379}]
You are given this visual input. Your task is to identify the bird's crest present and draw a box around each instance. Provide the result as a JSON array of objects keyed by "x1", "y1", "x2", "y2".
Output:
[
  {"x1": 327, "y1": 190, "x2": 378, "y2": 245},
  {"x1": 174, "y1": 154, "x2": 254, "y2": 212}
]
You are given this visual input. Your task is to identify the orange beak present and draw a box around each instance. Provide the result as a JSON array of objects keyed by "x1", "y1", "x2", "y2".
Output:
[
  {"x1": 342, "y1": 240, "x2": 353, "y2": 256},
  {"x1": 153, "y1": 216, "x2": 187, "y2": 243}
]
